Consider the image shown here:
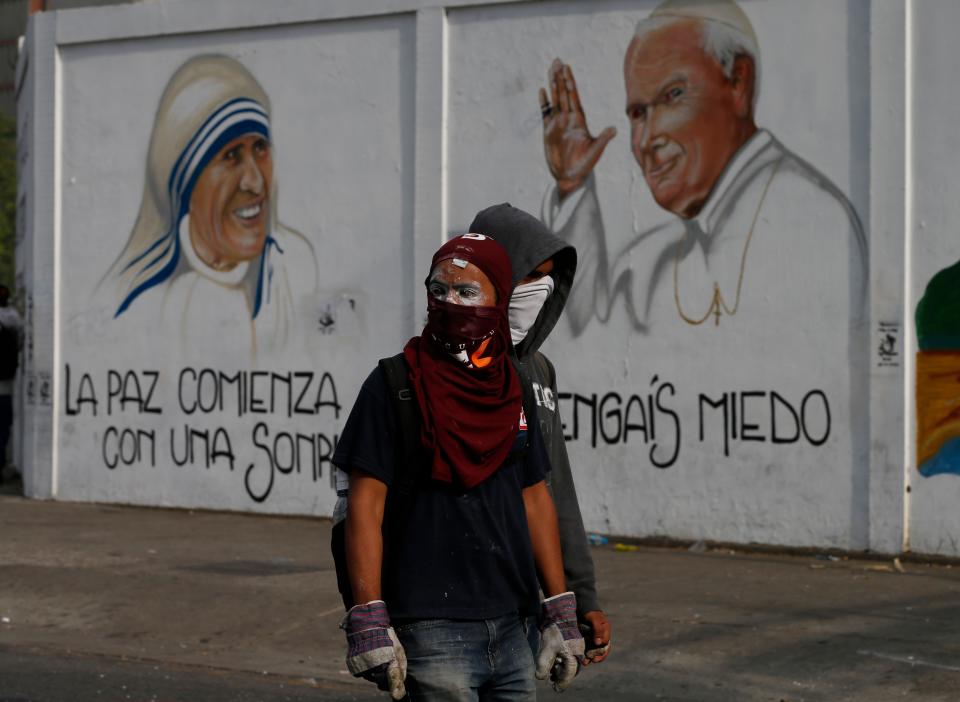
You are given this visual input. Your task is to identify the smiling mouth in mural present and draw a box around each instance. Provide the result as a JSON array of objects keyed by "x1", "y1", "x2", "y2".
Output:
[
  {"x1": 231, "y1": 197, "x2": 267, "y2": 227},
  {"x1": 644, "y1": 155, "x2": 681, "y2": 187}
]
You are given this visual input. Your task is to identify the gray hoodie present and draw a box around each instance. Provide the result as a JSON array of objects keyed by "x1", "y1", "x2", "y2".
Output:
[{"x1": 469, "y1": 204, "x2": 600, "y2": 615}]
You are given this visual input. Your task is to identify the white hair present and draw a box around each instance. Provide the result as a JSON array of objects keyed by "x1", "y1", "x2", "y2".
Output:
[{"x1": 633, "y1": 15, "x2": 761, "y2": 108}]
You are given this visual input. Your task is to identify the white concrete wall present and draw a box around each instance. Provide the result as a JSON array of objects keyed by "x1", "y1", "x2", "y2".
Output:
[
  {"x1": 16, "y1": 12, "x2": 58, "y2": 501},
  {"x1": 14, "y1": 0, "x2": 956, "y2": 555}
]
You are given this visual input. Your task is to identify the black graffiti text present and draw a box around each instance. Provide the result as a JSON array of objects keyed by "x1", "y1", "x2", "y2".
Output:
[
  {"x1": 244, "y1": 422, "x2": 339, "y2": 503},
  {"x1": 107, "y1": 369, "x2": 162, "y2": 415},
  {"x1": 66, "y1": 365, "x2": 163, "y2": 416},
  {"x1": 64, "y1": 363, "x2": 99, "y2": 416},
  {"x1": 559, "y1": 376, "x2": 681, "y2": 468},
  {"x1": 102, "y1": 426, "x2": 156, "y2": 469},
  {"x1": 169, "y1": 425, "x2": 236, "y2": 471},
  {"x1": 698, "y1": 389, "x2": 831, "y2": 457},
  {"x1": 177, "y1": 368, "x2": 341, "y2": 419}
]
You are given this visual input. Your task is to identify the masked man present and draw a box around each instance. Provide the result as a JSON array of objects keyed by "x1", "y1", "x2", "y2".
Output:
[
  {"x1": 334, "y1": 234, "x2": 584, "y2": 700},
  {"x1": 469, "y1": 204, "x2": 612, "y2": 665}
]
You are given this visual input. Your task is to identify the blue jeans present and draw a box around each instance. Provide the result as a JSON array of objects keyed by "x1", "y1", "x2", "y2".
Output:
[
  {"x1": 525, "y1": 623, "x2": 541, "y2": 662},
  {"x1": 394, "y1": 614, "x2": 537, "y2": 702}
]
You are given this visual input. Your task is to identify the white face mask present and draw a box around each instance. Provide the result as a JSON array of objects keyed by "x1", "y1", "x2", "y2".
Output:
[{"x1": 509, "y1": 275, "x2": 555, "y2": 346}]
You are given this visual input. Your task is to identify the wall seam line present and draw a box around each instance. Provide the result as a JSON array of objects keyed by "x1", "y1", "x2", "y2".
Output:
[{"x1": 901, "y1": 0, "x2": 914, "y2": 553}]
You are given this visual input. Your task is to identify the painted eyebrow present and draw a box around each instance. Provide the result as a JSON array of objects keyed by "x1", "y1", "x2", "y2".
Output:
[
  {"x1": 222, "y1": 142, "x2": 247, "y2": 158},
  {"x1": 225, "y1": 136, "x2": 269, "y2": 154},
  {"x1": 625, "y1": 72, "x2": 689, "y2": 115}
]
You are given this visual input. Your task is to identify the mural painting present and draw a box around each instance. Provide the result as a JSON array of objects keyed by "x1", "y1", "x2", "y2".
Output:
[
  {"x1": 62, "y1": 54, "x2": 334, "y2": 507},
  {"x1": 435, "y1": 0, "x2": 873, "y2": 542},
  {"x1": 98, "y1": 55, "x2": 317, "y2": 362},
  {"x1": 915, "y1": 259, "x2": 960, "y2": 477},
  {"x1": 21, "y1": 0, "x2": 879, "y2": 543},
  {"x1": 537, "y1": 0, "x2": 867, "y2": 337},
  {"x1": 52, "y1": 28, "x2": 417, "y2": 513}
]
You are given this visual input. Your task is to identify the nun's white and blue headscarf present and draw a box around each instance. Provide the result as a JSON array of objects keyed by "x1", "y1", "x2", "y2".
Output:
[{"x1": 107, "y1": 55, "x2": 280, "y2": 318}]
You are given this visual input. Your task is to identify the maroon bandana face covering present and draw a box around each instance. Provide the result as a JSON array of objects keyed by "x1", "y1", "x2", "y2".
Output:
[
  {"x1": 424, "y1": 297, "x2": 500, "y2": 365},
  {"x1": 403, "y1": 234, "x2": 522, "y2": 488}
]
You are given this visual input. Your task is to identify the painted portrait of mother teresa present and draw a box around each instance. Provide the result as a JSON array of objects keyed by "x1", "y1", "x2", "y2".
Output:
[{"x1": 100, "y1": 54, "x2": 317, "y2": 360}]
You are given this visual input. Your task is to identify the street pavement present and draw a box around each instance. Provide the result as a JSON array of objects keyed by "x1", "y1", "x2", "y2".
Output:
[{"x1": 1, "y1": 489, "x2": 960, "y2": 701}]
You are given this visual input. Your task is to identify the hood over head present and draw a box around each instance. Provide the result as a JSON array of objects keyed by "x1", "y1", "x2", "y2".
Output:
[{"x1": 468, "y1": 203, "x2": 576, "y2": 358}]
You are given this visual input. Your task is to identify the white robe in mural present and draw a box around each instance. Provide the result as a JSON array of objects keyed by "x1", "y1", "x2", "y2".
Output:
[
  {"x1": 541, "y1": 129, "x2": 867, "y2": 339},
  {"x1": 135, "y1": 216, "x2": 317, "y2": 365}
]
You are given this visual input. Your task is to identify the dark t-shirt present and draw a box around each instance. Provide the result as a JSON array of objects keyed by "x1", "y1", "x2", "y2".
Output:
[{"x1": 333, "y1": 366, "x2": 548, "y2": 621}]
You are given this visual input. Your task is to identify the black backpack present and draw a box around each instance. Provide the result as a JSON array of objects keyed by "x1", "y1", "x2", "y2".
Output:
[
  {"x1": 330, "y1": 353, "x2": 536, "y2": 611},
  {"x1": 0, "y1": 323, "x2": 18, "y2": 381},
  {"x1": 331, "y1": 353, "x2": 425, "y2": 610}
]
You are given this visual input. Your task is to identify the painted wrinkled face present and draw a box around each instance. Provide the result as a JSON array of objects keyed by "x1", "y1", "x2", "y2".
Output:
[
  {"x1": 624, "y1": 21, "x2": 745, "y2": 219},
  {"x1": 189, "y1": 133, "x2": 273, "y2": 268},
  {"x1": 427, "y1": 260, "x2": 497, "y2": 307}
]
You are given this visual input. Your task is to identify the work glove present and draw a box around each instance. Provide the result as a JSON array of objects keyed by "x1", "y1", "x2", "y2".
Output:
[
  {"x1": 536, "y1": 591, "x2": 585, "y2": 691},
  {"x1": 341, "y1": 600, "x2": 407, "y2": 700}
]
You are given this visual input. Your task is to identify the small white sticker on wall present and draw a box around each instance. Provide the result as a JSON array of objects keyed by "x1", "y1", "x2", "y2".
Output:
[{"x1": 877, "y1": 321, "x2": 900, "y2": 368}]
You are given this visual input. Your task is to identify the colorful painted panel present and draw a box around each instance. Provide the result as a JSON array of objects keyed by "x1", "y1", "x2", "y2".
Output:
[{"x1": 916, "y1": 259, "x2": 960, "y2": 476}]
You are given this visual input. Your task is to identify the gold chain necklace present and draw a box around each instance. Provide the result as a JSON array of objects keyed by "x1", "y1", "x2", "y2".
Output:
[{"x1": 674, "y1": 157, "x2": 784, "y2": 326}]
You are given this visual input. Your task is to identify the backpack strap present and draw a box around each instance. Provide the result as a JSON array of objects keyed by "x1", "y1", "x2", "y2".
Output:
[
  {"x1": 334, "y1": 355, "x2": 422, "y2": 612},
  {"x1": 377, "y1": 353, "x2": 422, "y2": 498}
]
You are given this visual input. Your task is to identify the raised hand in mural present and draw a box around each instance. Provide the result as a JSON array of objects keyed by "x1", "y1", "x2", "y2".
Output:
[{"x1": 539, "y1": 59, "x2": 617, "y2": 201}]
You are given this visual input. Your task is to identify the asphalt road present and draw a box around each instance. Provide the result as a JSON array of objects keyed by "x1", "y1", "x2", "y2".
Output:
[
  {"x1": 0, "y1": 648, "x2": 373, "y2": 702},
  {"x1": 2, "y1": 492, "x2": 960, "y2": 701}
]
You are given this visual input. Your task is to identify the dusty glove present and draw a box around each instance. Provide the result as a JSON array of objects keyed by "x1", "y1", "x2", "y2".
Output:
[
  {"x1": 536, "y1": 591, "x2": 585, "y2": 691},
  {"x1": 341, "y1": 600, "x2": 407, "y2": 700}
]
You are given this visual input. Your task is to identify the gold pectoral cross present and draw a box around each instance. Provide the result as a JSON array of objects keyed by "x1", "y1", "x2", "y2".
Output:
[
  {"x1": 673, "y1": 157, "x2": 785, "y2": 328},
  {"x1": 677, "y1": 281, "x2": 728, "y2": 326},
  {"x1": 711, "y1": 284, "x2": 723, "y2": 326}
]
